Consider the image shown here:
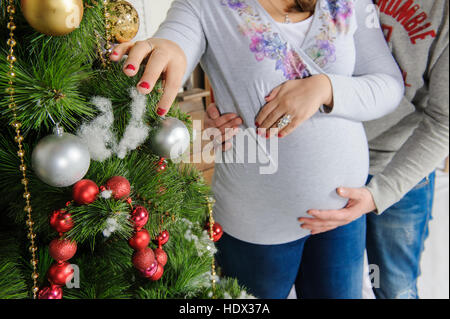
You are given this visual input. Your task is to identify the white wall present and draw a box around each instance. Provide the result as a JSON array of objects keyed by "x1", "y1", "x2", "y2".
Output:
[{"x1": 128, "y1": 0, "x2": 173, "y2": 40}]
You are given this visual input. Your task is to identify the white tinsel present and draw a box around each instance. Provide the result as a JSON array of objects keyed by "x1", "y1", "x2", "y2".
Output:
[
  {"x1": 102, "y1": 217, "x2": 119, "y2": 238},
  {"x1": 100, "y1": 190, "x2": 113, "y2": 199},
  {"x1": 116, "y1": 89, "x2": 150, "y2": 159},
  {"x1": 77, "y1": 88, "x2": 150, "y2": 161},
  {"x1": 239, "y1": 291, "x2": 257, "y2": 299},
  {"x1": 181, "y1": 218, "x2": 217, "y2": 257},
  {"x1": 77, "y1": 96, "x2": 117, "y2": 161}
]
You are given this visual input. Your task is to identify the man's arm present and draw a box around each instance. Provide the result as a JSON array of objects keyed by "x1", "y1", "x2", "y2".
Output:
[
  {"x1": 300, "y1": 45, "x2": 449, "y2": 234},
  {"x1": 367, "y1": 45, "x2": 449, "y2": 214}
]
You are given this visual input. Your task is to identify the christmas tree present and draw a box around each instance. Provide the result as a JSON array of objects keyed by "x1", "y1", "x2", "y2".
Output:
[{"x1": 0, "y1": 0, "x2": 250, "y2": 299}]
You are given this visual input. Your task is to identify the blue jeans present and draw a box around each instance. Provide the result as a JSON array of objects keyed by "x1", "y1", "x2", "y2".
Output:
[
  {"x1": 366, "y1": 172, "x2": 436, "y2": 299},
  {"x1": 216, "y1": 215, "x2": 366, "y2": 299}
]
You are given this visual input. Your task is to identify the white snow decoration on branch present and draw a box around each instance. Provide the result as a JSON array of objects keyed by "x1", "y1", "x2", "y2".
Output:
[
  {"x1": 77, "y1": 96, "x2": 117, "y2": 161},
  {"x1": 116, "y1": 89, "x2": 149, "y2": 159},
  {"x1": 77, "y1": 88, "x2": 150, "y2": 161},
  {"x1": 102, "y1": 217, "x2": 118, "y2": 237},
  {"x1": 181, "y1": 218, "x2": 217, "y2": 257},
  {"x1": 100, "y1": 189, "x2": 113, "y2": 199}
]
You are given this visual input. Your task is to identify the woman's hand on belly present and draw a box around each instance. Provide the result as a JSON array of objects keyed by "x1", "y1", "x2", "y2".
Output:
[
  {"x1": 298, "y1": 186, "x2": 376, "y2": 235},
  {"x1": 255, "y1": 74, "x2": 333, "y2": 139},
  {"x1": 110, "y1": 38, "x2": 187, "y2": 117}
]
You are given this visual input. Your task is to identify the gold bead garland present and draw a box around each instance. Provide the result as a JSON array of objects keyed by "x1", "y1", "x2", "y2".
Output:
[
  {"x1": 95, "y1": 0, "x2": 112, "y2": 68},
  {"x1": 5, "y1": 0, "x2": 39, "y2": 299},
  {"x1": 207, "y1": 197, "x2": 217, "y2": 298},
  {"x1": 104, "y1": 0, "x2": 112, "y2": 52}
]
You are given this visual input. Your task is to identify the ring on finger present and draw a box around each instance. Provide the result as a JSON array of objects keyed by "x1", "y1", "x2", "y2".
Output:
[{"x1": 277, "y1": 114, "x2": 292, "y2": 130}]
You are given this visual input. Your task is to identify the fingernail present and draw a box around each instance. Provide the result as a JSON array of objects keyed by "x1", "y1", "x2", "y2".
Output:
[
  {"x1": 139, "y1": 82, "x2": 150, "y2": 89},
  {"x1": 255, "y1": 121, "x2": 259, "y2": 127},
  {"x1": 278, "y1": 133, "x2": 283, "y2": 138},
  {"x1": 126, "y1": 64, "x2": 136, "y2": 71},
  {"x1": 265, "y1": 131, "x2": 270, "y2": 139},
  {"x1": 157, "y1": 108, "x2": 166, "y2": 116},
  {"x1": 112, "y1": 51, "x2": 118, "y2": 56}
]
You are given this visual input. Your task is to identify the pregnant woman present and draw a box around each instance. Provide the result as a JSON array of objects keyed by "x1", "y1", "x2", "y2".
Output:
[{"x1": 111, "y1": 0, "x2": 404, "y2": 298}]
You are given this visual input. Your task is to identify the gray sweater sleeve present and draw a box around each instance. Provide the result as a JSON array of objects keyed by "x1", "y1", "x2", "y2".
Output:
[
  {"x1": 326, "y1": 0, "x2": 404, "y2": 122},
  {"x1": 367, "y1": 45, "x2": 449, "y2": 214},
  {"x1": 152, "y1": 0, "x2": 206, "y2": 85}
]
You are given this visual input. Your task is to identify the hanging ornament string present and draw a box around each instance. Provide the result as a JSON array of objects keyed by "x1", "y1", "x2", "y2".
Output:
[
  {"x1": 93, "y1": 0, "x2": 112, "y2": 68},
  {"x1": 5, "y1": 0, "x2": 39, "y2": 299},
  {"x1": 103, "y1": 0, "x2": 112, "y2": 59},
  {"x1": 97, "y1": 0, "x2": 112, "y2": 67},
  {"x1": 207, "y1": 196, "x2": 217, "y2": 298}
]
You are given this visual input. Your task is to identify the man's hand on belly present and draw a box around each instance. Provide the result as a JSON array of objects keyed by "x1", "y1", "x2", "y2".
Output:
[
  {"x1": 204, "y1": 103, "x2": 242, "y2": 151},
  {"x1": 298, "y1": 187, "x2": 376, "y2": 235}
]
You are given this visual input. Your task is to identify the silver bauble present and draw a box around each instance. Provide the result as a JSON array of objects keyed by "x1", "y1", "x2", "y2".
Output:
[
  {"x1": 32, "y1": 126, "x2": 91, "y2": 187},
  {"x1": 149, "y1": 117, "x2": 190, "y2": 159}
]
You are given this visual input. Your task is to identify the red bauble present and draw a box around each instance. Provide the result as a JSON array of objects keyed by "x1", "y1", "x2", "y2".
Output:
[
  {"x1": 49, "y1": 210, "x2": 74, "y2": 234},
  {"x1": 38, "y1": 286, "x2": 63, "y2": 299},
  {"x1": 132, "y1": 247, "x2": 156, "y2": 271},
  {"x1": 49, "y1": 238, "x2": 77, "y2": 262},
  {"x1": 105, "y1": 176, "x2": 131, "y2": 200},
  {"x1": 205, "y1": 222, "x2": 223, "y2": 242},
  {"x1": 130, "y1": 206, "x2": 149, "y2": 230},
  {"x1": 156, "y1": 158, "x2": 167, "y2": 172},
  {"x1": 128, "y1": 229, "x2": 150, "y2": 251},
  {"x1": 154, "y1": 247, "x2": 168, "y2": 267},
  {"x1": 47, "y1": 262, "x2": 74, "y2": 287},
  {"x1": 153, "y1": 230, "x2": 169, "y2": 246},
  {"x1": 72, "y1": 179, "x2": 99, "y2": 205},
  {"x1": 140, "y1": 261, "x2": 158, "y2": 278},
  {"x1": 148, "y1": 263, "x2": 164, "y2": 281}
]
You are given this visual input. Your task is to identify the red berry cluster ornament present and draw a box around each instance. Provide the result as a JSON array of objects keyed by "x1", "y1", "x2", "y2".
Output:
[
  {"x1": 154, "y1": 230, "x2": 170, "y2": 246},
  {"x1": 37, "y1": 286, "x2": 63, "y2": 299},
  {"x1": 156, "y1": 157, "x2": 168, "y2": 173},
  {"x1": 146, "y1": 229, "x2": 170, "y2": 281},
  {"x1": 127, "y1": 202, "x2": 169, "y2": 281},
  {"x1": 40, "y1": 206, "x2": 78, "y2": 299}
]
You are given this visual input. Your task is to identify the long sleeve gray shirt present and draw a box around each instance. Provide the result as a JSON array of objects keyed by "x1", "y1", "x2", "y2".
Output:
[
  {"x1": 154, "y1": 0, "x2": 404, "y2": 244},
  {"x1": 365, "y1": 0, "x2": 449, "y2": 214}
]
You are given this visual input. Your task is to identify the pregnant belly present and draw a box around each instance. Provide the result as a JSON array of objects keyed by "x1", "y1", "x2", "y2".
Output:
[{"x1": 211, "y1": 115, "x2": 369, "y2": 245}]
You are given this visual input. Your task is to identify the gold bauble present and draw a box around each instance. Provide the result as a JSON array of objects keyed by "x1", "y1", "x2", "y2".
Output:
[
  {"x1": 108, "y1": 0, "x2": 139, "y2": 43},
  {"x1": 21, "y1": 0, "x2": 84, "y2": 36}
]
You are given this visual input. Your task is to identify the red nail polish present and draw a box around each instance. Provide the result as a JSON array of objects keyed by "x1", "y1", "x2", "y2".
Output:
[
  {"x1": 112, "y1": 51, "x2": 118, "y2": 56},
  {"x1": 255, "y1": 121, "x2": 259, "y2": 127},
  {"x1": 139, "y1": 82, "x2": 150, "y2": 89},
  {"x1": 278, "y1": 133, "x2": 283, "y2": 138},
  {"x1": 157, "y1": 108, "x2": 165, "y2": 116},
  {"x1": 265, "y1": 132, "x2": 270, "y2": 139},
  {"x1": 126, "y1": 64, "x2": 136, "y2": 71}
]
